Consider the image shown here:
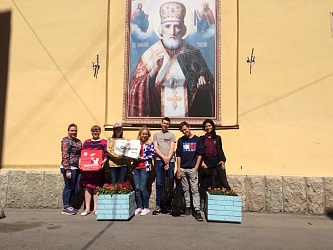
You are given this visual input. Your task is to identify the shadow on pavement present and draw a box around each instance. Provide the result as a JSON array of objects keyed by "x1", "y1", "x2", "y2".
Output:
[
  {"x1": 80, "y1": 221, "x2": 115, "y2": 250},
  {"x1": 325, "y1": 208, "x2": 333, "y2": 220}
]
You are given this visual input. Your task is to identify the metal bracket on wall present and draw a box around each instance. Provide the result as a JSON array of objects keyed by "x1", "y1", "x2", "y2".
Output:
[
  {"x1": 92, "y1": 54, "x2": 100, "y2": 78},
  {"x1": 246, "y1": 48, "x2": 255, "y2": 74}
]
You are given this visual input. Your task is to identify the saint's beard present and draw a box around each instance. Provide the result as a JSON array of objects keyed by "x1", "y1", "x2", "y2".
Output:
[{"x1": 162, "y1": 36, "x2": 183, "y2": 50}]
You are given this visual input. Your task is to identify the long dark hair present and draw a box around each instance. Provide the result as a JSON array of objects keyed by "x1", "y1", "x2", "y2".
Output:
[
  {"x1": 202, "y1": 119, "x2": 216, "y2": 137},
  {"x1": 112, "y1": 128, "x2": 123, "y2": 138}
]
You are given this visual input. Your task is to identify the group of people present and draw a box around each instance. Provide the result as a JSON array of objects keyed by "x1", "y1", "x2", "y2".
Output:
[{"x1": 60, "y1": 117, "x2": 231, "y2": 222}]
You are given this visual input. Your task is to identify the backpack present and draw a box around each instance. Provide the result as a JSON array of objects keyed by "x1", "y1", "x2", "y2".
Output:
[
  {"x1": 161, "y1": 170, "x2": 174, "y2": 213},
  {"x1": 172, "y1": 178, "x2": 186, "y2": 216}
]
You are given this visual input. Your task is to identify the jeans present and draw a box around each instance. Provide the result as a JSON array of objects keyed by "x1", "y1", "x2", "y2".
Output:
[
  {"x1": 212, "y1": 165, "x2": 230, "y2": 189},
  {"x1": 132, "y1": 168, "x2": 150, "y2": 209},
  {"x1": 199, "y1": 157, "x2": 231, "y2": 208},
  {"x1": 155, "y1": 160, "x2": 174, "y2": 207},
  {"x1": 61, "y1": 168, "x2": 80, "y2": 208},
  {"x1": 76, "y1": 173, "x2": 81, "y2": 194},
  {"x1": 203, "y1": 156, "x2": 231, "y2": 190},
  {"x1": 109, "y1": 166, "x2": 128, "y2": 184}
]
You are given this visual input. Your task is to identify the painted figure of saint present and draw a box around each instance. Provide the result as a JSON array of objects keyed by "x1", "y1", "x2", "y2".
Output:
[
  {"x1": 129, "y1": 1, "x2": 214, "y2": 118},
  {"x1": 131, "y1": 3, "x2": 149, "y2": 32},
  {"x1": 194, "y1": 2, "x2": 215, "y2": 32}
]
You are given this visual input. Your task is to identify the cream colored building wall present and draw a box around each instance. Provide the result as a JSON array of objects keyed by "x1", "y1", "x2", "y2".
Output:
[
  {"x1": 1, "y1": 0, "x2": 110, "y2": 168},
  {"x1": 1, "y1": 1, "x2": 333, "y2": 177},
  {"x1": 234, "y1": 0, "x2": 333, "y2": 176}
]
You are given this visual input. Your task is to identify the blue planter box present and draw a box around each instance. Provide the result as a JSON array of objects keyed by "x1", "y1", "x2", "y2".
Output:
[
  {"x1": 96, "y1": 191, "x2": 135, "y2": 221},
  {"x1": 205, "y1": 192, "x2": 242, "y2": 223}
]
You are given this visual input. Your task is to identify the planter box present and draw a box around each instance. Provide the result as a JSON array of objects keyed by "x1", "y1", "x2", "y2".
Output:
[
  {"x1": 205, "y1": 192, "x2": 242, "y2": 223},
  {"x1": 96, "y1": 191, "x2": 135, "y2": 221}
]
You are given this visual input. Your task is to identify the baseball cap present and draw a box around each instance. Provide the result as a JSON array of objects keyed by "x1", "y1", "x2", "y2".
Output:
[{"x1": 113, "y1": 122, "x2": 122, "y2": 128}]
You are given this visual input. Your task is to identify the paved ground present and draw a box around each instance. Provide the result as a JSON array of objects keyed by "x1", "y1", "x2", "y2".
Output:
[{"x1": 0, "y1": 209, "x2": 332, "y2": 250}]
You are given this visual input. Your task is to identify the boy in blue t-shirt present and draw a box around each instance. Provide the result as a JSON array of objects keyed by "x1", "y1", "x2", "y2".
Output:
[{"x1": 176, "y1": 121, "x2": 204, "y2": 221}]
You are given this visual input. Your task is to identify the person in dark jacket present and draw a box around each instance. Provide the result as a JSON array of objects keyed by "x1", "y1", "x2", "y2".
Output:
[{"x1": 199, "y1": 119, "x2": 231, "y2": 210}]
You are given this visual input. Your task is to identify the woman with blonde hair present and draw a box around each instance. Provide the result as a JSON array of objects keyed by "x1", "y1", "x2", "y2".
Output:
[{"x1": 132, "y1": 126, "x2": 155, "y2": 216}]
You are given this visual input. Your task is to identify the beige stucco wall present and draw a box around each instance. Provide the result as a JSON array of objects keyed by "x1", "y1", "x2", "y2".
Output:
[
  {"x1": 1, "y1": 0, "x2": 109, "y2": 168},
  {"x1": 235, "y1": 0, "x2": 333, "y2": 176},
  {"x1": 1, "y1": 0, "x2": 333, "y2": 177}
]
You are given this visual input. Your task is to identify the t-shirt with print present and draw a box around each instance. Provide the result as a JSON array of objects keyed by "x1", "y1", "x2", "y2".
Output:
[
  {"x1": 176, "y1": 135, "x2": 204, "y2": 168},
  {"x1": 153, "y1": 131, "x2": 176, "y2": 162}
]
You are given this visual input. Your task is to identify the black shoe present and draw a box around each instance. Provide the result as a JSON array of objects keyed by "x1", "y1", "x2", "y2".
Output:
[
  {"x1": 194, "y1": 210, "x2": 203, "y2": 221},
  {"x1": 166, "y1": 207, "x2": 172, "y2": 214},
  {"x1": 152, "y1": 206, "x2": 161, "y2": 215},
  {"x1": 185, "y1": 207, "x2": 191, "y2": 216}
]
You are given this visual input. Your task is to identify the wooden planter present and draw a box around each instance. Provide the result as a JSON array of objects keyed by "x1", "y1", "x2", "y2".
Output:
[
  {"x1": 96, "y1": 191, "x2": 135, "y2": 221},
  {"x1": 205, "y1": 192, "x2": 242, "y2": 223}
]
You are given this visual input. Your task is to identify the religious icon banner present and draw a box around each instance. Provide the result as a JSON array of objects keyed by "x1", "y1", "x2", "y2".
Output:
[{"x1": 123, "y1": 0, "x2": 221, "y2": 125}]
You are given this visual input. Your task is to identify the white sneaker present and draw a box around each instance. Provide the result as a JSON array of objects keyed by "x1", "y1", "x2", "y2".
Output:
[
  {"x1": 140, "y1": 208, "x2": 150, "y2": 216},
  {"x1": 135, "y1": 208, "x2": 142, "y2": 215}
]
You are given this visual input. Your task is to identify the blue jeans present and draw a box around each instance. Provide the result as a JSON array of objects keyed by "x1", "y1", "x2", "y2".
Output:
[
  {"x1": 61, "y1": 168, "x2": 80, "y2": 208},
  {"x1": 109, "y1": 166, "x2": 128, "y2": 184},
  {"x1": 155, "y1": 160, "x2": 175, "y2": 207},
  {"x1": 132, "y1": 168, "x2": 150, "y2": 209}
]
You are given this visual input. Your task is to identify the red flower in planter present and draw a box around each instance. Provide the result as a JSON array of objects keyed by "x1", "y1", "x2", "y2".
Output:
[{"x1": 97, "y1": 180, "x2": 133, "y2": 196}]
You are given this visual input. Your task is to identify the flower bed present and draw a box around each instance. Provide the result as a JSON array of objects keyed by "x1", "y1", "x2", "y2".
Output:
[
  {"x1": 96, "y1": 181, "x2": 135, "y2": 221},
  {"x1": 96, "y1": 191, "x2": 135, "y2": 220},
  {"x1": 205, "y1": 189, "x2": 242, "y2": 223}
]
